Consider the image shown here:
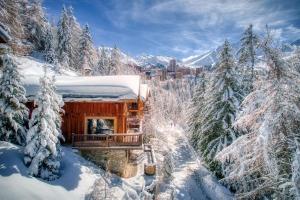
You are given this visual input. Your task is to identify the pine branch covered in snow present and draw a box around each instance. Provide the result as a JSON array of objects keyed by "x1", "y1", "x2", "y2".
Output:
[
  {"x1": 24, "y1": 71, "x2": 63, "y2": 180},
  {"x1": 0, "y1": 53, "x2": 28, "y2": 145}
]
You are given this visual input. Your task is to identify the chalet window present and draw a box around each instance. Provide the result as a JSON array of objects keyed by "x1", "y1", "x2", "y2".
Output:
[
  {"x1": 85, "y1": 117, "x2": 115, "y2": 135},
  {"x1": 128, "y1": 102, "x2": 138, "y2": 110}
]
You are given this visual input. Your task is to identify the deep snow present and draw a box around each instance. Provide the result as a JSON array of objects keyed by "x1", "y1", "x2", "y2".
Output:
[{"x1": 0, "y1": 141, "x2": 100, "y2": 200}]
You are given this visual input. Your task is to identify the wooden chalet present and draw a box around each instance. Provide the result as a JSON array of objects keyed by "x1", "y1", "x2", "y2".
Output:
[{"x1": 24, "y1": 75, "x2": 150, "y2": 150}]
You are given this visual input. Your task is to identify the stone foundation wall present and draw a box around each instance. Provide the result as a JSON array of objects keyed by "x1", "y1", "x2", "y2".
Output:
[{"x1": 80, "y1": 150, "x2": 128, "y2": 177}]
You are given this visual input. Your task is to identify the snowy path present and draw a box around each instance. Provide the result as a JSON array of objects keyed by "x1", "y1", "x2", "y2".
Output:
[{"x1": 156, "y1": 125, "x2": 233, "y2": 200}]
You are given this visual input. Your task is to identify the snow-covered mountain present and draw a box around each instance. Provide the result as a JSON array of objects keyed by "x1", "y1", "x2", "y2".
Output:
[
  {"x1": 291, "y1": 39, "x2": 300, "y2": 46},
  {"x1": 181, "y1": 42, "x2": 240, "y2": 68},
  {"x1": 181, "y1": 51, "x2": 218, "y2": 68},
  {"x1": 98, "y1": 47, "x2": 138, "y2": 66},
  {"x1": 136, "y1": 54, "x2": 174, "y2": 68}
]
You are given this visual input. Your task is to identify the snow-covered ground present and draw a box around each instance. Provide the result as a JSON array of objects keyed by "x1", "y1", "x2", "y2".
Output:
[
  {"x1": 15, "y1": 55, "x2": 78, "y2": 77},
  {"x1": 0, "y1": 141, "x2": 156, "y2": 200},
  {"x1": 154, "y1": 124, "x2": 233, "y2": 200},
  {"x1": 0, "y1": 141, "x2": 102, "y2": 200}
]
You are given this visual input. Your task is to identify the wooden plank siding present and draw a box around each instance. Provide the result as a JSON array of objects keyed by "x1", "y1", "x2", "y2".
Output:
[
  {"x1": 26, "y1": 97, "x2": 146, "y2": 146},
  {"x1": 26, "y1": 101, "x2": 129, "y2": 143},
  {"x1": 62, "y1": 102, "x2": 128, "y2": 143}
]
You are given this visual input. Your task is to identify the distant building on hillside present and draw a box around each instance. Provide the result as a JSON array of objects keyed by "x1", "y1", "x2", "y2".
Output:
[{"x1": 167, "y1": 59, "x2": 177, "y2": 72}]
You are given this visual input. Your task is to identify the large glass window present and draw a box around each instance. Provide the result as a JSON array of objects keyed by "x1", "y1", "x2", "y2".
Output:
[{"x1": 86, "y1": 118, "x2": 115, "y2": 135}]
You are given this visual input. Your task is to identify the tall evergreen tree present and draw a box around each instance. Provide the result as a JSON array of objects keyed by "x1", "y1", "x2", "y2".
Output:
[
  {"x1": 93, "y1": 46, "x2": 109, "y2": 75},
  {"x1": 78, "y1": 24, "x2": 93, "y2": 74},
  {"x1": 44, "y1": 26, "x2": 58, "y2": 66},
  {"x1": 24, "y1": 72, "x2": 63, "y2": 180},
  {"x1": 25, "y1": 0, "x2": 48, "y2": 51},
  {"x1": 237, "y1": 24, "x2": 259, "y2": 92},
  {"x1": 195, "y1": 40, "x2": 243, "y2": 174},
  {"x1": 57, "y1": 6, "x2": 71, "y2": 69},
  {"x1": 109, "y1": 45, "x2": 121, "y2": 75},
  {"x1": 188, "y1": 73, "x2": 207, "y2": 147},
  {"x1": 0, "y1": 54, "x2": 28, "y2": 145},
  {"x1": 66, "y1": 6, "x2": 82, "y2": 71}
]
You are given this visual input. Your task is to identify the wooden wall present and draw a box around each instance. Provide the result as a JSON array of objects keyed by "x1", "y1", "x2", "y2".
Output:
[
  {"x1": 62, "y1": 102, "x2": 127, "y2": 143},
  {"x1": 27, "y1": 101, "x2": 128, "y2": 143}
]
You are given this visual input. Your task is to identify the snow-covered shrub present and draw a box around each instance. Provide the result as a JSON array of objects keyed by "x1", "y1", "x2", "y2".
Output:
[
  {"x1": 24, "y1": 72, "x2": 64, "y2": 180},
  {"x1": 0, "y1": 54, "x2": 28, "y2": 145},
  {"x1": 216, "y1": 32, "x2": 300, "y2": 199}
]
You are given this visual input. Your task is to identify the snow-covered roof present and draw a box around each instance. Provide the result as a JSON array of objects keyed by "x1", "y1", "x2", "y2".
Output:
[{"x1": 23, "y1": 75, "x2": 149, "y2": 102}]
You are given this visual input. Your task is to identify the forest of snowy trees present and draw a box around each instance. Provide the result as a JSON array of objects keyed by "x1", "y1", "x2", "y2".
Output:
[
  {"x1": 0, "y1": 0, "x2": 134, "y2": 75},
  {"x1": 188, "y1": 25, "x2": 300, "y2": 199},
  {"x1": 1, "y1": 0, "x2": 300, "y2": 199}
]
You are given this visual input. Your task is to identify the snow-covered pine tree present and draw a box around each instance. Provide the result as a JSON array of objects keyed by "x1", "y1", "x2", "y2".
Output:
[
  {"x1": 237, "y1": 24, "x2": 259, "y2": 93},
  {"x1": 0, "y1": 0, "x2": 24, "y2": 43},
  {"x1": 195, "y1": 40, "x2": 243, "y2": 175},
  {"x1": 44, "y1": 25, "x2": 59, "y2": 71},
  {"x1": 188, "y1": 73, "x2": 207, "y2": 148},
  {"x1": 57, "y1": 6, "x2": 71, "y2": 69},
  {"x1": 93, "y1": 46, "x2": 109, "y2": 75},
  {"x1": 66, "y1": 6, "x2": 83, "y2": 71},
  {"x1": 109, "y1": 45, "x2": 121, "y2": 75},
  {"x1": 216, "y1": 30, "x2": 300, "y2": 199},
  {"x1": 78, "y1": 24, "x2": 93, "y2": 75},
  {"x1": 24, "y1": 0, "x2": 48, "y2": 51},
  {"x1": 24, "y1": 72, "x2": 63, "y2": 180},
  {"x1": 49, "y1": 76, "x2": 64, "y2": 141},
  {"x1": 0, "y1": 53, "x2": 28, "y2": 145}
]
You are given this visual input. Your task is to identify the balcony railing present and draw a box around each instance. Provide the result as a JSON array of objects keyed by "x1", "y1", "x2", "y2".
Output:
[{"x1": 72, "y1": 133, "x2": 143, "y2": 149}]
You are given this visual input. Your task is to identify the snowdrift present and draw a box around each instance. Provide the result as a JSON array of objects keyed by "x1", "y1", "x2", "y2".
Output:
[{"x1": 0, "y1": 141, "x2": 99, "y2": 200}]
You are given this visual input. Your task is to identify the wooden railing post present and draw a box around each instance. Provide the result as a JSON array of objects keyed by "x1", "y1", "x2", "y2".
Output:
[
  {"x1": 72, "y1": 133, "x2": 74, "y2": 147},
  {"x1": 106, "y1": 134, "x2": 109, "y2": 147}
]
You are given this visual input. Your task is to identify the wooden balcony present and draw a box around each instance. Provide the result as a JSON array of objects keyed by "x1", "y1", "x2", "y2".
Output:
[{"x1": 72, "y1": 133, "x2": 144, "y2": 150}]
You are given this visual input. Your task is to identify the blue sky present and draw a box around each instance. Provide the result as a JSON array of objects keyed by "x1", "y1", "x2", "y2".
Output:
[{"x1": 43, "y1": 0, "x2": 300, "y2": 58}]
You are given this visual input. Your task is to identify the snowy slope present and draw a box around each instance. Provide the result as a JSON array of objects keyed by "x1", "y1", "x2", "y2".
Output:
[
  {"x1": 0, "y1": 141, "x2": 100, "y2": 200},
  {"x1": 182, "y1": 51, "x2": 218, "y2": 67},
  {"x1": 15, "y1": 56, "x2": 78, "y2": 77}
]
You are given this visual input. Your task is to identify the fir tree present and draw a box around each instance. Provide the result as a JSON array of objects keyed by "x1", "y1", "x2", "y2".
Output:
[
  {"x1": 93, "y1": 46, "x2": 109, "y2": 75},
  {"x1": 24, "y1": 72, "x2": 63, "y2": 180},
  {"x1": 0, "y1": 54, "x2": 28, "y2": 145},
  {"x1": 57, "y1": 6, "x2": 71, "y2": 69},
  {"x1": 195, "y1": 40, "x2": 243, "y2": 175},
  {"x1": 78, "y1": 24, "x2": 93, "y2": 74},
  {"x1": 237, "y1": 24, "x2": 259, "y2": 92},
  {"x1": 66, "y1": 6, "x2": 83, "y2": 71},
  {"x1": 25, "y1": 0, "x2": 48, "y2": 51},
  {"x1": 109, "y1": 45, "x2": 121, "y2": 75},
  {"x1": 44, "y1": 26, "x2": 58, "y2": 66},
  {"x1": 188, "y1": 73, "x2": 207, "y2": 148}
]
